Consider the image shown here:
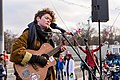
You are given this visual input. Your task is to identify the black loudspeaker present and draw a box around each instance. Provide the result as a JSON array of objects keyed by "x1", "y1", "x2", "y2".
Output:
[{"x1": 92, "y1": 0, "x2": 109, "y2": 22}]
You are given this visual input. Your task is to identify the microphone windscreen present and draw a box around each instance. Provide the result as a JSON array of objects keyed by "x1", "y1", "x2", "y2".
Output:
[{"x1": 50, "y1": 23, "x2": 57, "y2": 29}]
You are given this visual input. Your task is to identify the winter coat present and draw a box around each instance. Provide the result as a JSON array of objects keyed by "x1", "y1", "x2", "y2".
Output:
[
  {"x1": 56, "y1": 59, "x2": 64, "y2": 70},
  {"x1": 10, "y1": 25, "x2": 56, "y2": 80},
  {"x1": 64, "y1": 59, "x2": 75, "y2": 80},
  {"x1": 80, "y1": 45, "x2": 102, "y2": 67}
]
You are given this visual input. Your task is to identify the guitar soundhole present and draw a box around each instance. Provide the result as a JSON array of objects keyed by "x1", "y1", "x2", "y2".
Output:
[{"x1": 22, "y1": 70, "x2": 30, "y2": 78}]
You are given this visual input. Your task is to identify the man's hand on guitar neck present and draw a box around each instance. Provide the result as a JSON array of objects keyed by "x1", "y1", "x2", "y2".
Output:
[{"x1": 29, "y1": 55, "x2": 47, "y2": 67}]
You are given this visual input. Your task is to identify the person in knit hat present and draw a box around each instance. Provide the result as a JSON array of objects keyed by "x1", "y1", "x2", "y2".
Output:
[{"x1": 63, "y1": 50, "x2": 76, "y2": 80}]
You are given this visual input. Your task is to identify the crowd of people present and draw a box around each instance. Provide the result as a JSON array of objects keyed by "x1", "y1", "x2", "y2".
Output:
[
  {"x1": 104, "y1": 50, "x2": 120, "y2": 80},
  {"x1": 105, "y1": 50, "x2": 120, "y2": 67},
  {"x1": 56, "y1": 50, "x2": 76, "y2": 80}
]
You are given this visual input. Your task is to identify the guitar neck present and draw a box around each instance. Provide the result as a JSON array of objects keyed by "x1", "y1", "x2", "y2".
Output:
[
  {"x1": 47, "y1": 44, "x2": 62, "y2": 57},
  {"x1": 47, "y1": 35, "x2": 75, "y2": 57}
]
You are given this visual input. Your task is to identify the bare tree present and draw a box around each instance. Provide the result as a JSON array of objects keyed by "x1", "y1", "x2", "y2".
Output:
[{"x1": 4, "y1": 30, "x2": 17, "y2": 53}]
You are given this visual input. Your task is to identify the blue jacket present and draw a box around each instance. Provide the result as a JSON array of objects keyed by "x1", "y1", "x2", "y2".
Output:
[
  {"x1": 107, "y1": 54, "x2": 115, "y2": 61},
  {"x1": 115, "y1": 55, "x2": 120, "y2": 60},
  {"x1": 56, "y1": 59, "x2": 64, "y2": 70}
]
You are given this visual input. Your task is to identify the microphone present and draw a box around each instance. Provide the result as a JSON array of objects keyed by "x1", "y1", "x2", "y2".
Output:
[{"x1": 50, "y1": 23, "x2": 66, "y2": 33}]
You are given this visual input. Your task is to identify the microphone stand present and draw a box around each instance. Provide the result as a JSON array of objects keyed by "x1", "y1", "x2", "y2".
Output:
[{"x1": 61, "y1": 33, "x2": 98, "y2": 80}]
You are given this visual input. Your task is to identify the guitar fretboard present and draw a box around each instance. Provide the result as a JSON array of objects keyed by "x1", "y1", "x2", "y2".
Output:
[{"x1": 47, "y1": 35, "x2": 75, "y2": 57}]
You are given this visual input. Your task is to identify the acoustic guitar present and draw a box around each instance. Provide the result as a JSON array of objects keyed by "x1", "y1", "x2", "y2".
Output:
[
  {"x1": 15, "y1": 43, "x2": 62, "y2": 80},
  {"x1": 15, "y1": 35, "x2": 75, "y2": 80}
]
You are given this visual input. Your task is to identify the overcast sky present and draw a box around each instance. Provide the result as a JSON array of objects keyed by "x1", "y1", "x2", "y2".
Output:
[{"x1": 3, "y1": 0, "x2": 120, "y2": 36}]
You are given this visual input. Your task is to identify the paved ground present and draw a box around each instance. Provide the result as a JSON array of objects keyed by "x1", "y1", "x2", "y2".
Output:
[{"x1": 6, "y1": 60, "x2": 16, "y2": 80}]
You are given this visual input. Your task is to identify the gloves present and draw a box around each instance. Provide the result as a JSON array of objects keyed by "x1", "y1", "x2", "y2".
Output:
[
  {"x1": 29, "y1": 55, "x2": 47, "y2": 67},
  {"x1": 70, "y1": 73, "x2": 73, "y2": 78}
]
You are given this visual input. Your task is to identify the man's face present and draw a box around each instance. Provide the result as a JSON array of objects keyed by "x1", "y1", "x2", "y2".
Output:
[{"x1": 37, "y1": 14, "x2": 52, "y2": 29}]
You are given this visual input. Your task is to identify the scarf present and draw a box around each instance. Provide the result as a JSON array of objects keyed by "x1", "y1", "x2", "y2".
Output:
[{"x1": 27, "y1": 22, "x2": 53, "y2": 49}]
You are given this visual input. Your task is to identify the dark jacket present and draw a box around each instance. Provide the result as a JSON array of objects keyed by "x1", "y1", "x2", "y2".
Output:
[{"x1": 0, "y1": 64, "x2": 5, "y2": 79}]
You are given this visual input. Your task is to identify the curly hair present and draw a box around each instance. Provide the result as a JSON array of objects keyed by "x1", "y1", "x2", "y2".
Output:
[{"x1": 34, "y1": 8, "x2": 56, "y2": 23}]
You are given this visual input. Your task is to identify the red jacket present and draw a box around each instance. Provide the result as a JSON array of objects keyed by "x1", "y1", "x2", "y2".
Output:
[{"x1": 80, "y1": 45, "x2": 102, "y2": 67}]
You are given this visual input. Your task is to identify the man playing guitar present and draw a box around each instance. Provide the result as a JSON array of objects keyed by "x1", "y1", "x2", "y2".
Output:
[{"x1": 10, "y1": 8, "x2": 65, "y2": 80}]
